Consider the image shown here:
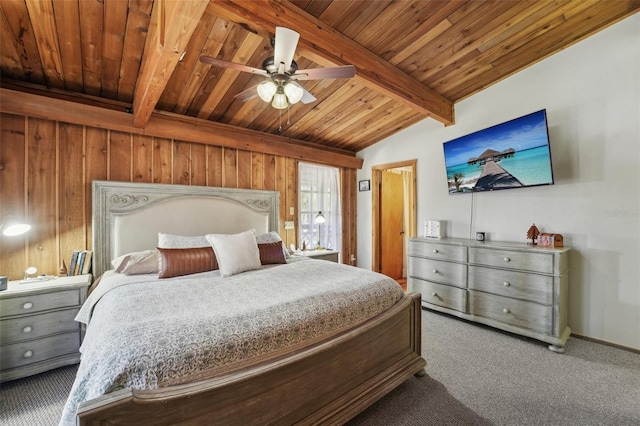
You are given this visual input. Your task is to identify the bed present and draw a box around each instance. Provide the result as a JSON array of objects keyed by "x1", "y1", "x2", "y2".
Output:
[{"x1": 63, "y1": 181, "x2": 426, "y2": 425}]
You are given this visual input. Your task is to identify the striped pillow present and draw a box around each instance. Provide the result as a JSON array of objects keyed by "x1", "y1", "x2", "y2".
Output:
[
  {"x1": 258, "y1": 242, "x2": 287, "y2": 265},
  {"x1": 157, "y1": 247, "x2": 218, "y2": 279}
]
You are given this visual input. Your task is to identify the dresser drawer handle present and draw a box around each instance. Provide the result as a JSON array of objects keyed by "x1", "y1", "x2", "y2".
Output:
[
  {"x1": 431, "y1": 292, "x2": 438, "y2": 297},
  {"x1": 22, "y1": 302, "x2": 33, "y2": 310},
  {"x1": 23, "y1": 350, "x2": 34, "y2": 358},
  {"x1": 23, "y1": 325, "x2": 33, "y2": 333},
  {"x1": 503, "y1": 257, "x2": 510, "y2": 262},
  {"x1": 503, "y1": 282, "x2": 510, "y2": 287},
  {"x1": 433, "y1": 249, "x2": 438, "y2": 253},
  {"x1": 503, "y1": 308, "x2": 510, "y2": 314},
  {"x1": 432, "y1": 269, "x2": 438, "y2": 274}
]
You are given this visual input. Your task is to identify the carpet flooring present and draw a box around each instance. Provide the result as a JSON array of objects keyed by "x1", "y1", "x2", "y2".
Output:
[{"x1": 1, "y1": 309, "x2": 639, "y2": 425}]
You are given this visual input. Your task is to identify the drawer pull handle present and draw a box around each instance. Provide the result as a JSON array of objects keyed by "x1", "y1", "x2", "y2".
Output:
[
  {"x1": 503, "y1": 282, "x2": 510, "y2": 287},
  {"x1": 503, "y1": 257, "x2": 511, "y2": 262},
  {"x1": 23, "y1": 350, "x2": 34, "y2": 358},
  {"x1": 432, "y1": 292, "x2": 438, "y2": 297},
  {"x1": 23, "y1": 325, "x2": 33, "y2": 333},
  {"x1": 432, "y1": 269, "x2": 438, "y2": 274},
  {"x1": 433, "y1": 249, "x2": 438, "y2": 253},
  {"x1": 22, "y1": 302, "x2": 33, "y2": 310},
  {"x1": 503, "y1": 308, "x2": 510, "y2": 314}
]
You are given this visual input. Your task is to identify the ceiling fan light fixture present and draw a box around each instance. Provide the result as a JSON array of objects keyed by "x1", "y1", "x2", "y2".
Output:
[
  {"x1": 284, "y1": 83, "x2": 303, "y2": 104},
  {"x1": 257, "y1": 80, "x2": 277, "y2": 102},
  {"x1": 200, "y1": 26, "x2": 355, "y2": 115},
  {"x1": 271, "y1": 92, "x2": 288, "y2": 109}
]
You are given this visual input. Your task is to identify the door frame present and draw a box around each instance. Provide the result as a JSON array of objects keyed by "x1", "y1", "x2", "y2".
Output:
[{"x1": 372, "y1": 159, "x2": 417, "y2": 274}]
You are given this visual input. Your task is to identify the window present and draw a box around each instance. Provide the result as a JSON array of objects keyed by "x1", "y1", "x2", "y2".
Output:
[{"x1": 298, "y1": 163, "x2": 341, "y2": 251}]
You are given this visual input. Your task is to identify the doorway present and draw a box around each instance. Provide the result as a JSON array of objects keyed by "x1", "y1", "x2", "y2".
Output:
[{"x1": 372, "y1": 160, "x2": 417, "y2": 288}]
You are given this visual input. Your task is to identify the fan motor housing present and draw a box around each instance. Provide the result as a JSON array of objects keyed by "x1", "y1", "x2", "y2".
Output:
[{"x1": 263, "y1": 56, "x2": 298, "y2": 75}]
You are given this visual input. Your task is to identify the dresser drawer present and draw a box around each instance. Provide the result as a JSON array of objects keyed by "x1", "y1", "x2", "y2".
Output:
[
  {"x1": 0, "y1": 308, "x2": 80, "y2": 344},
  {"x1": 409, "y1": 278, "x2": 467, "y2": 312},
  {"x1": 469, "y1": 291, "x2": 552, "y2": 334},
  {"x1": 409, "y1": 256, "x2": 466, "y2": 288},
  {"x1": 0, "y1": 289, "x2": 81, "y2": 317},
  {"x1": 0, "y1": 331, "x2": 81, "y2": 370},
  {"x1": 408, "y1": 240, "x2": 467, "y2": 262},
  {"x1": 469, "y1": 247, "x2": 555, "y2": 274},
  {"x1": 468, "y1": 266, "x2": 553, "y2": 305}
]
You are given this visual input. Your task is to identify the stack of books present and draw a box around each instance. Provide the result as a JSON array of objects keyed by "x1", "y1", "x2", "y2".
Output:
[{"x1": 68, "y1": 250, "x2": 93, "y2": 276}]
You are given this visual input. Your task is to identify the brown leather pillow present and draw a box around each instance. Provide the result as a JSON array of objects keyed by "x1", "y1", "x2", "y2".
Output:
[
  {"x1": 258, "y1": 242, "x2": 287, "y2": 265},
  {"x1": 157, "y1": 247, "x2": 218, "y2": 279}
]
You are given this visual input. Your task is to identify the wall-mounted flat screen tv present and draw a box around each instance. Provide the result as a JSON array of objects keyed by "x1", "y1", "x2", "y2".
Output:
[{"x1": 443, "y1": 109, "x2": 554, "y2": 194}]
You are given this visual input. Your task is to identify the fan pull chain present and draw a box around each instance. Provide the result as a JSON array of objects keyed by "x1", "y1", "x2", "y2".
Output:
[
  {"x1": 287, "y1": 104, "x2": 291, "y2": 126},
  {"x1": 278, "y1": 107, "x2": 283, "y2": 132}
]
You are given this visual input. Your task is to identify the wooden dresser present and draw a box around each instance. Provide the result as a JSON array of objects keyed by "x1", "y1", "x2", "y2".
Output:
[
  {"x1": 0, "y1": 274, "x2": 91, "y2": 382},
  {"x1": 408, "y1": 237, "x2": 570, "y2": 352}
]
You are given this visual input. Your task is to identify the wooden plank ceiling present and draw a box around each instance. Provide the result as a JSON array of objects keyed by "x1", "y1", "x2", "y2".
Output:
[{"x1": 1, "y1": 0, "x2": 638, "y2": 156}]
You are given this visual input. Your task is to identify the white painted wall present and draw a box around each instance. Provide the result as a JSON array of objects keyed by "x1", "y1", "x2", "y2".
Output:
[{"x1": 357, "y1": 14, "x2": 640, "y2": 350}]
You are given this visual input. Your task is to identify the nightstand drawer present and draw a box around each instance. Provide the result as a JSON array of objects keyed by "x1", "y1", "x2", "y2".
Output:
[
  {"x1": 469, "y1": 291, "x2": 552, "y2": 334},
  {"x1": 309, "y1": 252, "x2": 339, "y2": 262},
  {"x1": 408, "y1": 241, "x2": 466, "y2": 262},
  {"x1": 409, "y1": 278, "x2": 467, "y2": 312},
  {"x1": 0, "y1": 308, "x2": 80, "y2": 344},
  {"x1": 292, "y1": 250, "x2": 340, "y2": 263},
  {"x1": 469, "y1": 247, "x2": 554, "y2": 274},
  {"x1": 468, "y1": 266, "x2": 553, "y2": 305},
  {"x1": 0, "y1": 289, "x2": 81, "y2": 317},
  {"x1": 0, "y1": 331, "x2": 81, "y2": 370},
  {"x1": 408, "y1": 256, "x2": 466, "y2": 288}
]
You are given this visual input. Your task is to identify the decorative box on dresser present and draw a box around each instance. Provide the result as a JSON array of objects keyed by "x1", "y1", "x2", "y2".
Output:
[
  {"x1": 0, "y1": 274, "x2": 91, "y2": 382},
  {"x1": 408, "y1": 237, "x2": 570, "y2": 353}
]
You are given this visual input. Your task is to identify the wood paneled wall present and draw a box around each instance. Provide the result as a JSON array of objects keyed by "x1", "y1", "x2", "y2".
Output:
[{"x1": 0, "y1": 112, "x2": 357, "y2": 280}]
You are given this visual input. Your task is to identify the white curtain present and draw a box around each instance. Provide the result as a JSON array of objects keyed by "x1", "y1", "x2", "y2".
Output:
[{"x1": 298, "y1": 163, "x2": 341, "y2": 251}]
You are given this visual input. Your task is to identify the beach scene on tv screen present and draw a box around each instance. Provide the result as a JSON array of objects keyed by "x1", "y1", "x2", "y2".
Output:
[{"x1": 444, "y1": 110, "x2": 553, "y2": 193}]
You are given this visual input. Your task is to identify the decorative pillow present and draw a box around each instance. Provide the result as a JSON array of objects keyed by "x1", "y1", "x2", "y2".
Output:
[
  {"x1": 157, "y1": 247, "x2": 218, "y2": 279},
  {"x1": 206, "y1": 230, "x2": 262, "y2": 277},
  {"x1": 111, "y1": 250, "x2": 159, "y2": 275},
  {"x1": 158, "y1": 233, "x2": 210, "y2": 249},
  {"x1": 258, "y1": 242, "x2": 287, "y2": 265},
  {"x1": 256, "y1": 231, "x2": 290, "y2": 258}
]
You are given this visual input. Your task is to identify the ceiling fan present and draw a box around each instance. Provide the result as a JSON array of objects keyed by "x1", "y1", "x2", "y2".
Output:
[{"x1": 199, "y1": 27, "x2": 356, "y2": 110}]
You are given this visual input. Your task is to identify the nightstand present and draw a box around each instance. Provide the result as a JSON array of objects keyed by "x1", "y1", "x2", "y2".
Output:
[
  {"x1": 0, "y1": 274, "x2": 91, "y2": 382},
  {"x1": 293, "y1": 249, "x2": 340, "y2": 263}
]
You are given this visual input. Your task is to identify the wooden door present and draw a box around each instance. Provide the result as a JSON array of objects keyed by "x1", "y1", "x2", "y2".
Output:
[{"x1": 380, "y1": 171, "x2": 404, "y2": 279}]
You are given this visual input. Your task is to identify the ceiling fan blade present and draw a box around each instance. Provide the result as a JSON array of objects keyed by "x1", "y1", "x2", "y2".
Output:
[
  {"x1": 234, "y1": 84, "x2": 259, "y2": 102},
  {"x1": 300, "y1": 88, "x2": 317, "y2": 104},
  {"x1": 199, "y1": 56, "x2": 268, "y2": 77},
  {"x1": 292, "y1": 65, "x2": 356, "y2": 81},
  {"x1": 300, "y1": 91, "x2": 316, "y2": 104},
  {"x1": 273, "y1": 27, "x2": 299, "y2": 72}
]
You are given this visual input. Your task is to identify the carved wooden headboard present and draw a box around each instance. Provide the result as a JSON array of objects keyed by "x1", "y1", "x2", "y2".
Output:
[{"x1": 92, "y1": 181, "x2": 279, "y2": 278}]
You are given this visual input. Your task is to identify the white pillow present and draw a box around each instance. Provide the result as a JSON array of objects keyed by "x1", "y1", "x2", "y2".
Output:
[
  {"x1": 256, "y1": 231, "x2": 290, "y2": 258},
  {"x1": 158, "y1": 233, "x2": 210, "y2": 248},
  {"x1": 111, "y1": 250, "x2": 159, "y2": 275},
  {"x1": 206, "y1": 230, "x2": 262, "y2": 277}
]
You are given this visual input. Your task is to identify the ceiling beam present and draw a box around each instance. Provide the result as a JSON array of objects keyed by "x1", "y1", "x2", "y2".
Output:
[
  {"x1": 132, "y1": 0, "x2": 209, "y2": 128},
  {"x1": 207, "y1": 0, "x2": 454, "y2": 125},
  {"x1": 0, "y1": 87, "x2": 363, "y2": 169}
]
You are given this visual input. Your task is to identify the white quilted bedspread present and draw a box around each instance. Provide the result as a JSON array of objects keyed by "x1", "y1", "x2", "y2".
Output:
[{"x1": 59, "y1": 259, "x2": 403, "y2": 425}]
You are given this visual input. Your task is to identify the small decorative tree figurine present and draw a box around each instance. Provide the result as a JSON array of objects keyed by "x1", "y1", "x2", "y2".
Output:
[{"x1": 527, "y1": 223, "x2": 540, "y2": 245}]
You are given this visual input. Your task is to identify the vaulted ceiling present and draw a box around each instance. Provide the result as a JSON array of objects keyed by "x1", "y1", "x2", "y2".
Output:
[{"x1": 1, "y1": 0, "x2": 638, "y2": 156}]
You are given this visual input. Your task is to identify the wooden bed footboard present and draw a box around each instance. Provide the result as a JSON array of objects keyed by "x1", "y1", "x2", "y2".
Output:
[{"x1": 77, "y1": 293, "x2": 426, "y2": 425}]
